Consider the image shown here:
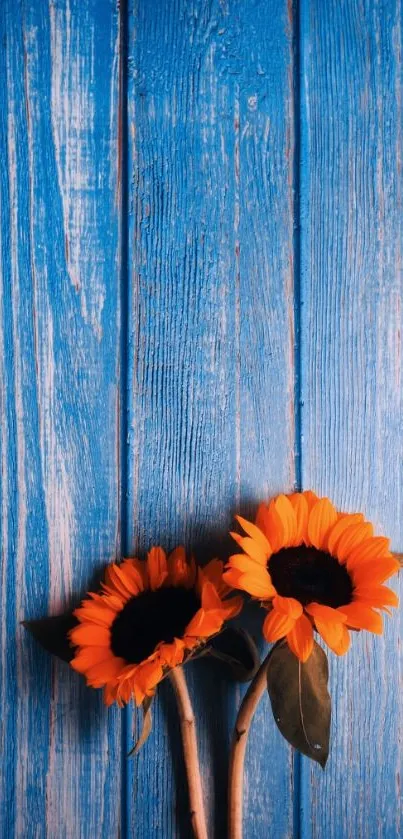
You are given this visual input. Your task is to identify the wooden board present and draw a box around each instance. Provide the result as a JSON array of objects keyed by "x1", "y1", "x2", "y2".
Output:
[
  {"x1": 300, "y1": 1, "x2": 403, "y2": 836},
  {"x1": 124, "y1": 0, "x2": 297, "y2": 836},
  {"x1": 2, "y1": 0, "x2": 402, "y2": 837},
  {"x1": 0, "y1": 1, "x2": 122, "y2": 837}
]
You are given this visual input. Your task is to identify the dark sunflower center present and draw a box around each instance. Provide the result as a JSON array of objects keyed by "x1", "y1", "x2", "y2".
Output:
[
  {"x1": 110, "y1": 586, "x2": 200, "y2": 664},
  {"x1": 268, "y1": 546, "x2": 354, "y2": 608}
]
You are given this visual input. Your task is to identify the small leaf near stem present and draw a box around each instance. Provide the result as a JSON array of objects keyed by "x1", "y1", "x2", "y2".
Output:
[
  {"x1": 127, "y1": 696, "x2": 154, "y2": 757},
  {"x1": 228, "y1": 651, "x2": 272, "y2": 839},
  {"x1": 169, "y1": 666, "x2": 208, "y2": 839},
  {"x1": 22, "y1": 613, "x2": 78, "y2": 662},
  {"x1": 266, "y1": 640, "x2": 331, "y2": 768}
]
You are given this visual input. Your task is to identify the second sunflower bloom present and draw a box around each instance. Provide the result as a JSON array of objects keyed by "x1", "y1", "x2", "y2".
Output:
[{"x1": 223, "y1": 491, "x2": 399, "y2": 662}]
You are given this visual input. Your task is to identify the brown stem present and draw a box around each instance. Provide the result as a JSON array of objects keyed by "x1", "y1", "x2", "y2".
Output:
[
  {"x1": 228, "y1": 652, "x2": 272, "y2": 839},
  {"x1": 169, "y1": 666, "x2": 209, "y2": 839}
]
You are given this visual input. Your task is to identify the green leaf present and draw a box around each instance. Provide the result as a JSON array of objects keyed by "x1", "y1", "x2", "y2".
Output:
[
  {"x1": 127, "y1": 696, "x2": 153, "y2": 757},
  {"x1": 266, "y1": 640, "x2": 331, "y2": 768},
  {"x1": 207, "y1": 628, "x2": 260, "y2": 682},
  {"x1": 22, "y1": 612, "x2": 78, "y2": 663}
]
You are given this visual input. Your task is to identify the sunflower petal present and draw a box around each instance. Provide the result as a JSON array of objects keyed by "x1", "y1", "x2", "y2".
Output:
[
  {"x1": 116, "y1": 676, "x2": 136, "y2": 706},
  {"x1": 227, "y1": 554, "x2": 253, "y2": 571},
  {"x1": 260, "y1": 500, "x2": 285, "y2": 553},
  {"x1": 73, "y1": 603, "x2": 116, "y2": 628},
  {"x1": 347, "y1": 536, "x2": 391, "y2": 567},
  {"x1": 226, "y1": 566, "x2": 276, "y2": 599},
  {"x1": 201, "y1": 580, "x2": 223, "y2": 611},
  {"x1": 89, "y1": 591, "x2": 124, "y2": 611},
  {"x1": 235, "y1": 515, "x2": 272, "y2": 555},
  {"x1": 230, "y1": 534, "x2": 268, "y2": 565},
  {"x1": 263, "y1": 609, "x2": 296, "y2": 642},
  {"x1": 69, "y1": 624, "x2": 111, "y2": 648},
  {"x1": 272, "y1": 595, "x2": 303, "y2": 619},
  {"x1": 336, "y1": 523, "x2": 374, "y2": 563},
  {"x1": 302, "y1": 490, "x2": 320, "y2": 512},
  {"x1": 147, "y1": 547, "x2": 168, "y2": 590},
  {"x1": 133, "y1": 658, "x2": 164, "y2": 695},
  {"x1": 305, "y1": 603, "x2": 347, "y2": 624},
  {"x1": 327, "y1": 514, "x2": 365, "y2": 555},
  {"x1": 287, "y1": 493, "x2": 309, "y2": 545},
  {"x1": 116, "y1": 666, "x2": 140, "y2": 704},
  {"x1": 334, "y1": 624, "x2": 351, "y2": 655},
  {"x1": 200, "y1": 558, "x2": 226, "y2": 594},
  {"x1": 85, "y1": 656, "x2": 127, "y2": 687},
  {"x1": 241, "y1": 575, "x2": 276, "y2": 599},
  {"x1": 131, "y1": 680, "x2": 146, "y2": 706},
  {"x1": 70, "y1": 646, "x2": 115, "y2": 674},
  {"x1": 117, "y1": 663, "x2": 139, "y2": 681},
  {"x1": 125, "y1": 557, "x2": 148, "y2": 584},
  {"x1": 316, "y1": 621, "x2": 351, "y2": 656},
  {"x1": 222, "y1": 568, "x2": 246, "y2": 591},
  {"x1": 228, "y1": 553, "x2": 270, "y2": 580},
  {"x1": 104, "y1": 681, "x2": 119, "y2": 706},
  {"x1": 353, "y1": 584, "x2": 399, "y2": 609},
  {"x1": 104, "y1": 564, "x2": 134, "y2": 600},
  {"x1": 219, "y1": 595, "x2": 243, "y2": 619},
  {"x1": 160, "y1": 638, "x2": 185, "y2": 667},
  {"x1": 286, "y1": 613, "x2": 314, "y2": 662},
  {"x1": 114, "y1": 563, "x2": 142, "y2": 597},
  {"x1": 255, "y1": 503, "x2": 272, "y2": 540},
  {"x1": 257, "y1": 496, "x2": 297, "y2": 552},
  {"x1": 274, "y1": 495, "x2": 298, "y2": 547},
  {"x1": 168, "y1": 546, "x2": 196, "y2": 588},
  {"x1": 119, "y1": 559, "x2": 145, "y2": 593},
  {"x1": 183, "y1": 609, "x2": 206, "y2": 636},
  {"x1": 307, "y1": 498, "x2": 338, "y2": 550},
  {"x1": 351, "y1": 557, "x2": 400, "y2": 586},
  {"x1": 340, "y1": 603, "x2": 383, "y2": 634},
  {"x1": 226, "y1": 554, "x2": 275, "y2": 590},
  {"x1": 185, "y1": 608, "x2": 224, "y2": 638}
]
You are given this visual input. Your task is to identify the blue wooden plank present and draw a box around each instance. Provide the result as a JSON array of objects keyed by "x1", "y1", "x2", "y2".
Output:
[
  {"x1": 300, "y1": 1, "x2": 403, "y2": 837},
  {"x1": 124, "y1": 1, "x2": 297, "y2": 836},
  {"x1": 0, "y1": 1, "x2": 122, "y2": 836}
]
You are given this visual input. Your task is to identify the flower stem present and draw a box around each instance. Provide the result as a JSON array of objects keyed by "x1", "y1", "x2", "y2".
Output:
[
  {"x1": 169, "y1": 666, "x2": 208, "y2": 839},
  {"x1": 228, "y1": 651, "x2": 272, "y2": 839}
]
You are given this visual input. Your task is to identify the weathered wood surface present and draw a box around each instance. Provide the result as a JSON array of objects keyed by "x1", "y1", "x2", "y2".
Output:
[
  {"x1": 125, "y1": 1, "x2": 296, "y2": 836},
  {"x1": 0, "y1": 1, "x2": 122, "y2": 837},
  {"x1": 300, "y1": 1, "x2": 403, "y2": 837},
  {"x1": 1, "y1": 0, "x2": 402, "y2": 837}
]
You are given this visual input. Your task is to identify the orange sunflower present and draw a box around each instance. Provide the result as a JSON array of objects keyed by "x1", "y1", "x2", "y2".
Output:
[
  {"x1": 223, "y1": 491, "x2": 399, "y2": 662},
  {"x1": 70, "y1": 547, "x2": 242, "y2": 707}
]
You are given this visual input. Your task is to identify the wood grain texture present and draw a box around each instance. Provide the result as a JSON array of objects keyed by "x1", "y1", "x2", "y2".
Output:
[
  {"x1": 300, "y1": 1, "x2": 403, "y2": 837},
  {"x1": 124, "y1": 0, "x2": 297, "y2": 836},
  {"x1": 0, "y1": 1, "x2": 122, "y2": 836},
  {"x1": 3, "y1": 1, "x2": 401, "y2": 837}
]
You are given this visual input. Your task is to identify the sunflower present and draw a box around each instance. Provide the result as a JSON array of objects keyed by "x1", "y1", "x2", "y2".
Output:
[
  {"x1": 69, "y1": 547, "x2": 242, "y2": 706},
  {"x1": 223, "y1": 491, "x2": 399, "y2": 662}
]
